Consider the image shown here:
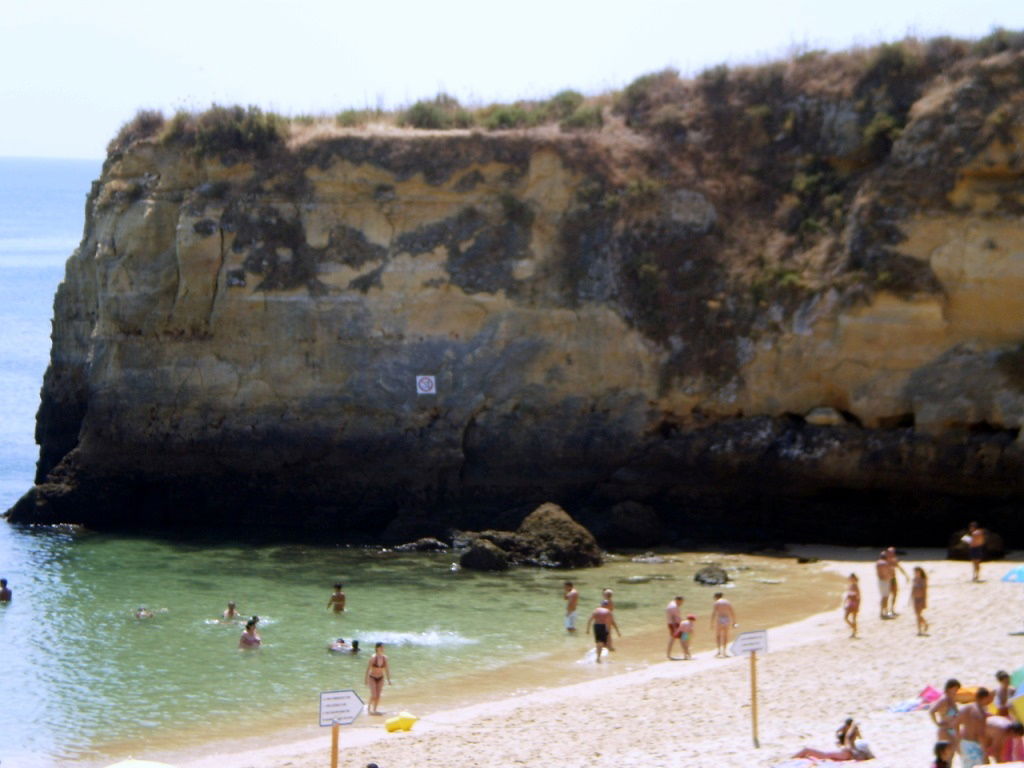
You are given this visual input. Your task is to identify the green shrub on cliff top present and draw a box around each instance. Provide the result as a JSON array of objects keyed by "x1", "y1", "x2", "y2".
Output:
[
  {"x1": 161, "y1": 105, "x2": 285, "y2": 159},
  {"x1": 560, "y1": 104, "x2": 604, "y2": 132},
  {"x1": 400, "y1": 94, "x2": 474, "y2": 130},
  {"x1": 107, "y1": 109, "x2": 166, "y2": 154}
]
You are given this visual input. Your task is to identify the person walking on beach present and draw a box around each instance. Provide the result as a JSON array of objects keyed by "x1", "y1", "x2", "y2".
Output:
[
  {"x1": 365, "y1": 642, "x2": 391, "y2": 715},
  {"x1": 710, "y1": 592, "x2": 736, "y2": 657},
  {"x1": 842, "y1": 573, "x2": 860, "y2": 638},
  {"x1": 327, "y1": 583, "x2": 346, "y2": 613},
  {"x1": 239, "y1": 618, "x2": 261, "y2": 648},
  {"x1": 0, "y1": 578, "x2": 11, "y2": 603},
  {"x1": 954, "y1": 686, "x2": 993, "y2": 768},
  {"x1": 884, "y1": 547, "x2": 908, "y2": 617},
  {"x1": 929, "y1": 679, "x2": 960, "y2": 749},
  {"x1": 586, "y1": 600, "x2": 620, "y2": 663},
  {"x1": 876, "y1": 551, "x2": 893, "y2": 619},
  {"x1": 965, "y1": 522, "x2": 986, "y2": 582},
  {"x1": 666, "y1": 596, "x2": 684, "y2": 659},
  {"x1": 563, "y1": 581, "x2": 579, "y2": 633},
  {"x1": 912, "y1": 567, "x2": 929, "y2": 635}
]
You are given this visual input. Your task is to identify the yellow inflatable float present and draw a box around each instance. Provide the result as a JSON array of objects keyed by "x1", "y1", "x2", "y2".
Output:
[{"x1": 385, "y1": 712, "x2": 418, "y2": 732}]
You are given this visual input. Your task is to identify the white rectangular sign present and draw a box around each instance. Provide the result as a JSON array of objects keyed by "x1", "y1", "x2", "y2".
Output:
[
  {"x1": 731, "y1": 629, "x2": 768, "y2": 655},
  {"x1": 319, "y1": 689, "x2": 364, "y2": 727},
  {"x1": 416, "y1": 375, "x2": 436, "y2": 395}
]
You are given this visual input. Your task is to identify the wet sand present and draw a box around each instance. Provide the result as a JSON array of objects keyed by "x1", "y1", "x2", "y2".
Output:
[{"x1": 168, "y1": 546, "x2": 1024, "y2": 768}]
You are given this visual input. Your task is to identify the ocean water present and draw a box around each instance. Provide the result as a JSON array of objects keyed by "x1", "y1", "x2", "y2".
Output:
[{"x1": 0, "y1": 158, "x2": 841, "y2": 767}]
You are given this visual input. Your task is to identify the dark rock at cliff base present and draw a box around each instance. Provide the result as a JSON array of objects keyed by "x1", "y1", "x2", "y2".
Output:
[
  {"x1": 516, "y1": 503, "x2": 603, "y2": 568},
  {"x1": 600, "y1": 501, "x2": 666, "y2": 548},
  {"x1": 459, "y1": 539, "x2": 510, "y2": 571},
  {"x1": 393, "y1": 537, "x2": 449, "y2": 552},
  {"x1": 694, "y1": 565, "x2": 729, "y2": 585},
  {"x1": 947, "y1": 529, "x2": 1005, "y2": 561}
]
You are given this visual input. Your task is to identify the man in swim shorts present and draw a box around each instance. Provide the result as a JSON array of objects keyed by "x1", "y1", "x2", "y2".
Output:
[
  {"x1": 585, "y1": 600, "x2": 620, "y2": 663},
  {"x1": 563, "y1": 581, "x2": 579, "y2": 632},
  {"x1": 955, "y1": 687, "x2": 993, "y2": 768},
  {"x1": 666, "y1": 595, "x2": 684, "y2": 659},
  {"x1": 875, "y1": 550, "x2": 893, "y2": 619},
  {"x1": 0, "y1": 578, "x2": 11, "y2": 603},
  {"x1": 710, "y1": 592, "x2": 736, "y2": 657}
]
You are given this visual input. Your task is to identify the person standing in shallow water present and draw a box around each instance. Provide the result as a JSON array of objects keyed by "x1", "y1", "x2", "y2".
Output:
[
  {"x1": 563, "y1": 581, "x2": 579, "y2": 633},
  {"x1": 365, "y1": 642, "x2": 391, "y2": 715},
  {"x1": 327, "y1": 583, "x2": 346, "y2": 613},
  {"x1": 665, "y1": 595, "x2": 684, "y2": 659},
  {"x1": 842, "y1": 573, "x2": 860, "y2": 638},
  {"x1": 586, "y1": 600, "x2": 620, "y2": 662},
  {"x1": 0, "y1": 578, "x2": 11, "y2": 603},
  {"x1": 239, "y1": 618, "x2": 261, "y2": 648}
]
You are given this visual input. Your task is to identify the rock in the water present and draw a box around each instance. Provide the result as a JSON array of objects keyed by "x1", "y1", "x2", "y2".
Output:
[
  {"x1": 694, "y1": 564, "x2": 729, "y2": 585},
  {"x1": 604, "y1": 501, "x2": 666, "y2": 548},
  {"x1": 459, "y1": 539, "x2": 510, "y2": 571},
  {"x1": 947, "y1": 529, "x2": 1005, "y2": 561},
  {"x1": 516, "y1": 503, "x2": 602, "y2": 568},
  {"x1": 393, "y1": 537, "x2": 449, "y2": 552}
]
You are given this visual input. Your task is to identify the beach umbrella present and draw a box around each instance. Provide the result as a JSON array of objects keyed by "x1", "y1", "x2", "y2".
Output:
[
  {"x1": 103, "y1": 760, "x2": 176, "y2": 768},
  {"x1": 1002, "y1": 566, "x2": 1024, "y2": 582}
]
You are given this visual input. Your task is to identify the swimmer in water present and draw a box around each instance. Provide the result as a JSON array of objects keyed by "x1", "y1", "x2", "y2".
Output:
[
  {"x1": 327, "y1": 583, "x2": 346, "y2": 613},
  {"x1": 135, "y1": 606, "x2": 154, "y2": 619},
  {"x1": 328, "y1": 637, "x2": 351, "y2": 652},
  {"x1": 0, "y1": 578, "x2": 11, "y2": 603},
  {"x1": 239, "y1": 618, "x2": 261, "y2": 648},
  {"x1": 222, "y1": 601, "x2": 239, "y2": 621}
]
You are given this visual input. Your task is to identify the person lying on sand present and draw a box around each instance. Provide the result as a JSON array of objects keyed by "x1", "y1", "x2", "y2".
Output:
[{"x1": 791, "y1": 719, "x2": 874, "y2": 761}]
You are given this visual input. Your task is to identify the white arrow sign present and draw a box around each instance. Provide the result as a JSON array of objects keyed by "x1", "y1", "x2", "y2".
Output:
[
  {"x1": 319, "y1": 689, "x2": 364, "y2": 727},
  {"x1": 731, "y1": 629, "x2": 768, "y2": 655}
]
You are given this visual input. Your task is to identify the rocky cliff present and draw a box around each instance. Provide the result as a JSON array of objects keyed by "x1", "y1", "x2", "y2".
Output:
[{"x1": 7, "y1": 38, "x2": 1024, "y2": 544}]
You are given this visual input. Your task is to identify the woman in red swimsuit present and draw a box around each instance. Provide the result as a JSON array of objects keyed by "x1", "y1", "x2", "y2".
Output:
[{"x1": 365, "y1": 642, "x2": 391, "y2": 715}]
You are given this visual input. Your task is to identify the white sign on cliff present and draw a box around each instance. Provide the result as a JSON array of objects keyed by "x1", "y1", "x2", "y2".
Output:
[{"x1": 416, "y1": 375, "x2": 436, "y2": 395}]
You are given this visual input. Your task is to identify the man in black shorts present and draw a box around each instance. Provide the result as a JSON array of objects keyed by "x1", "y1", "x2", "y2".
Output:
[{"x1": 585, "y1": 600, "x2": 620, "y2": 663}]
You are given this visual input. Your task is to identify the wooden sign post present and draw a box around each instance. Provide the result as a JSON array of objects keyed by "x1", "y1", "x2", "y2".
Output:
[
  {"x1": 731, "y1": 630, "x2": 769, "y2": 748},
  {"x1": 319, "y1": 689, "x2": 365, "y2": 768}
]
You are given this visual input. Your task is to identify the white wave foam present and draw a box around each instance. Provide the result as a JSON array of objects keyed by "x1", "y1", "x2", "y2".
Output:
[{"x1": 355, "y1": 629, "x2": 478, "y2": 647}]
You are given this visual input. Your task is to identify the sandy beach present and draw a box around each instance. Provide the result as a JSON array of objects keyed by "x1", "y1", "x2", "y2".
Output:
[{"x1": 175, "y1": 546, "x2": 1024, "y2": 768}]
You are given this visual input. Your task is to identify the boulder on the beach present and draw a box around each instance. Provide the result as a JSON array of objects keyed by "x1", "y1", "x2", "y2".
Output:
[
  {"x1": 603, "y1": 501, "x2": 666, "y2": 548},
  {"x1": 393, "y1": 537, "x2": 449, "y2": 552},
  {"x1": 517, "y1": 503, "x2": 603, "y2": 568},
  {"x1": 947, "y1": 529, "x2": 1005, "y2": 561},
  {"x1": 694, "y1": 564, "x2": 730, "y2": 585},
  {"x1": 460, "y1": 539, "x2": 510, "y2": 571}
]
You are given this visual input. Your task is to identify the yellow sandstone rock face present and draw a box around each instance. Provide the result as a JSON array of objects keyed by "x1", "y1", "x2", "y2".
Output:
[{"x1": 12, "y1": 44, "x2": 1024, "y2": 538}]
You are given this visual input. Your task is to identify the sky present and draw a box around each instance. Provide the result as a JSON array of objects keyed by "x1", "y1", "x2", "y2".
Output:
[{"x1": 2, "y1": 0, "x2": 1023, "y2": 159}]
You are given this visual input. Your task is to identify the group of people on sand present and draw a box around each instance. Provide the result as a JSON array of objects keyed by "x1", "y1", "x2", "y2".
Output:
[
  {"x1": 928, "y1": 673, "x2": 1023, "y2": 767},
  {"x1": 841, "y1": 546, "x2": 930, "y2": 638},
  {"x1": 563, "y1": 581, "x2": 738, "y2": 663}
]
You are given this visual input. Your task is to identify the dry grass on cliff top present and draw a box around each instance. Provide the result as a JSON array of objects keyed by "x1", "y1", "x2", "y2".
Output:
[{"x1": 106, "y1": 29, "x2": 1023, "y2": 162}]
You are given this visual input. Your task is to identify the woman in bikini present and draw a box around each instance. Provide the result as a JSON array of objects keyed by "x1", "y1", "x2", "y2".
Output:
[
  {"x1": 365, "y1": 642, "x2": 391, "y2": 715},
  {"x1": 842, "y1": 573, "x2": 860, "y2": 638},
  {"x1": 912, "y1": 567, "x2": 930, "y2": 635}
]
